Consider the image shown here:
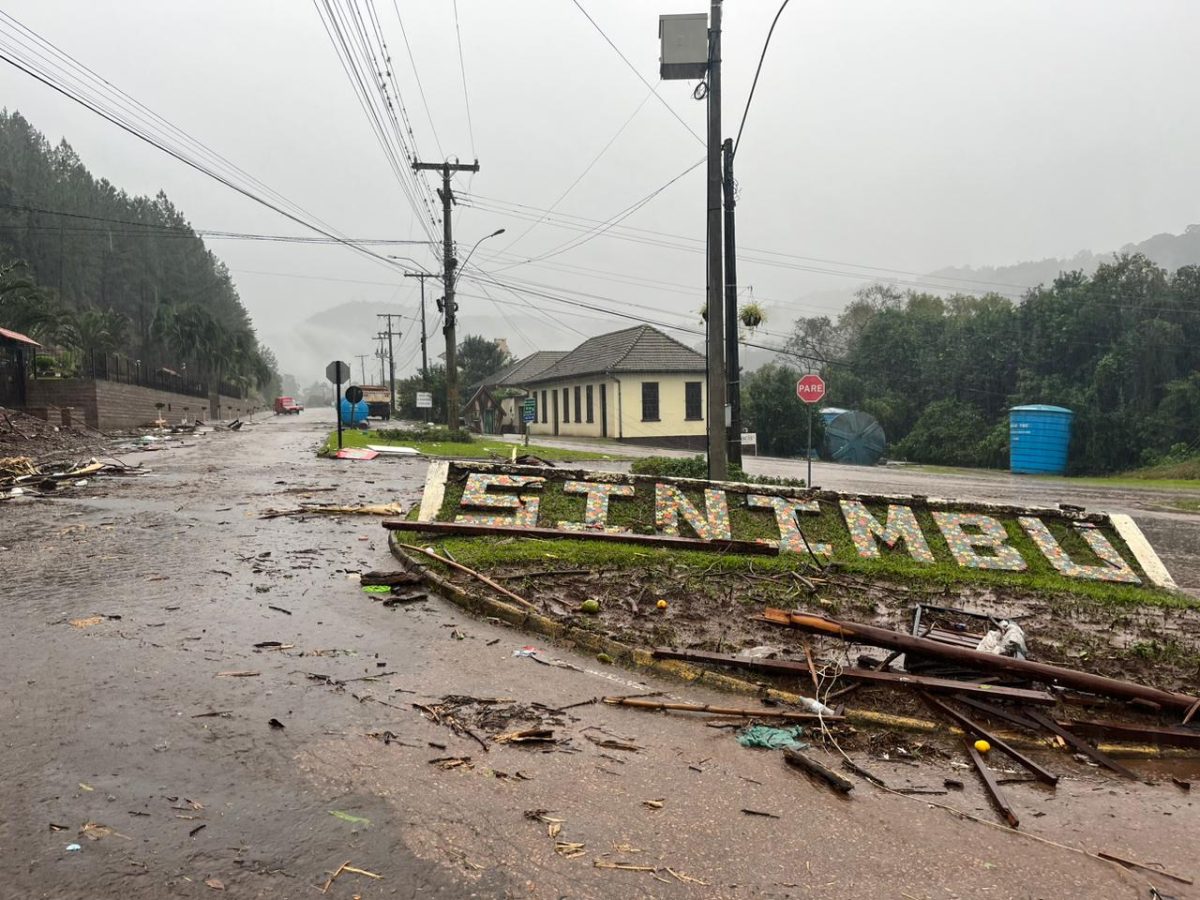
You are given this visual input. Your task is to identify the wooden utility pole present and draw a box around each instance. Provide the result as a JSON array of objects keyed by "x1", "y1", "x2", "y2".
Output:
[
  {"x1": 413, "y1": 158, "x2": 480, "y2": 429},
  {"x1": 376, "y1": 313, "x2": 402, "y2": 414},
  {"x1": 705, "y1": 0, "x2": 728, "y2": 480},
  {"x1": 354, "y1": 354, "x2": 370, "y2": 384}
]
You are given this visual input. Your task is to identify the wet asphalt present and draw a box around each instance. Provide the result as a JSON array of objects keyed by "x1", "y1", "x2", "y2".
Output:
[{"x1": 0, "y1": 411, "x2": 1195, "y2": 899}]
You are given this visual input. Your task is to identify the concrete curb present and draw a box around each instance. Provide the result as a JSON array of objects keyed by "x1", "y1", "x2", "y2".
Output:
[{"x1": 387, "y1": 533, "x2": 1181, "y2": 759}]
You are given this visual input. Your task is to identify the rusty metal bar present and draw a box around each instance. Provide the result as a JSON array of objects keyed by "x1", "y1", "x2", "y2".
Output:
[
  {"x1": 1056, "y1": 718, "x2": 1200, "y2": 751},
  {"x1": 1022, "y1": 709, "x2": 1140, "y2": 780},
  {"x1": 920, "y1": 693, "x2": 1059, "y2": 786},
  {"x1": 651, "y1": 647, "x2": 1056, "y2": 704},
  {"x1": 760, "y1": 609, "x2": 1200, "y2": 713},
  {"x1": 966, "y1": 740, "x2": 1019, "y2": 828}
]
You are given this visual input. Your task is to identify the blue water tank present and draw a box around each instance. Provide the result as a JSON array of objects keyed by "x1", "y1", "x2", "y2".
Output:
[
  {"x1": 1009, "y1": 405, "x2": 1073, "y2": 475},
  {"x1": 338, "y1": 396, "x2": 369, "y2": 427}
]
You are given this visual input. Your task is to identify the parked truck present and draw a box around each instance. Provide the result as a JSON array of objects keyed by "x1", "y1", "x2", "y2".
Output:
[{"x1": 359, "y1": 384, "x2": 392, "y2": 420}]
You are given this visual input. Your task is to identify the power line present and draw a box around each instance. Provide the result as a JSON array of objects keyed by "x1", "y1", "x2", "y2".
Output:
[
  {"x1": 0, "y1": 13, "x2": 419, "y2": 276},
  {"x1": 389, "y1": 0, "x2": 444, "y2": 160},
  {"x1": 569, "y1": 0, "x2": 704, "y2": 147},
  {"x1": 451, "y1": 0, "x2": 477, "y2": 159},
  {"x1": 733, "y1": 0, "x2": 791, "y2": 157}
]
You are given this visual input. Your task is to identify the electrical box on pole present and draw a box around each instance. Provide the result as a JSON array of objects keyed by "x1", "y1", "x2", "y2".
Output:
[{"x1": 659, "y1": 13, "x2": 709, "y2": 80}]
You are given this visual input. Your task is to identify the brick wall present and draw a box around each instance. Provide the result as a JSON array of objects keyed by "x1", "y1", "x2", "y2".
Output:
[{"x1": 25, "y1": 378, "x2": 253, "y2": 431}]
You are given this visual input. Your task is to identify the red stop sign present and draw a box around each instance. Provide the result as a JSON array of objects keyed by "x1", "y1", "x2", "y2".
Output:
[{"x1": 796, "y1": 374, "x2": 826, "y2": 404}]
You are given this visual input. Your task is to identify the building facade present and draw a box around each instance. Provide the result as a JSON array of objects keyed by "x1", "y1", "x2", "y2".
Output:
[{"x1": 517, "y1": 325, "x2": 707, "y2": 448}]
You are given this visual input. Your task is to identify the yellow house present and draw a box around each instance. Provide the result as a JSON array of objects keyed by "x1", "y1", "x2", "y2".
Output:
[{"x1": 518, "y1": 325, "x2": 707, "y2": 448}]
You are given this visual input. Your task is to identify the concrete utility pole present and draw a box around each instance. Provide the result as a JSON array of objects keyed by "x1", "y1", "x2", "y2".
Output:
[
  {"x1": 413, "y1": 158, "x2": 480, "y2": 429},
  {"x1": 376, "y1": 314, "x2": 402, "y2": 414},
  {"x1": 705, "y1": 0, "x2": 728, "y2": 480},
  {"x1": 354, "y1": 354, "x2": 369, "y2": 385},
  {"x1": 403, "y1": 271, "x2": 434, "y2": 383},
  {"x1": 375, "y1": 333, "x2": 388, "y2": 385},
  {"x1": 722, "y1": 137, "x2": 742, "y2": 467}
]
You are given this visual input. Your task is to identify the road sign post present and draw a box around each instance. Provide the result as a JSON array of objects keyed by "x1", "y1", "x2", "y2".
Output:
[
  {"x1": 327, "y1": 360, "x2": 350, "y2": 450},
  {"x1": 796, "y1": 374, "x2": 827, "y2": 488},
  {"x1": 522, "y1": 397, "x2": 537, "y2": 447}
]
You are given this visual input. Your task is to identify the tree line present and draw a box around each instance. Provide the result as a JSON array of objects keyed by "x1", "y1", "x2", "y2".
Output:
[
  {"x1": 0, "y1": 110, "x2": 278, "y2": 400},
  {"x1": 747, "y1": 254, "x2": 1200, "y2": 474}
]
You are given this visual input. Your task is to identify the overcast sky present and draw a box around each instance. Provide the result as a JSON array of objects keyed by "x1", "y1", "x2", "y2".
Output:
[{"x1": 2, "y1": 1, "x2": 1198, "y2": 382}]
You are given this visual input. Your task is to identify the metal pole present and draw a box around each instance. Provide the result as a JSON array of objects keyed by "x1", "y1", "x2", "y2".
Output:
[
  {"x1": 705, "y1": 0, "x2": 728, "y2": 481},
  {"x1": 722, "y1": 137, "x2": 741, "y2": 467},
  {"x1": 336, "y1": 379, "x2": 344, "y2": 450},
  {"x1": 807, "y1": 405, "x2": 813, "y2": 488}
]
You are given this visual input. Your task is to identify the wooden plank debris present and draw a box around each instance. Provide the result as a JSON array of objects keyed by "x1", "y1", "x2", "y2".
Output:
[
  {"x1": 759, "y1": 609, "x2": 1200, "y2": 713},
  {"x1": 651, "y1": 647, "x2": 1055, "y2": 704},
  {"x1": 382, "y1": 519, "x2": 779, "y2": 555},
  {"x1": 782, "y1": 748, "x2": 855, "y2": 794},
  {"x1": 1055, "y1": 718, "x2": 1200, "y2": 751}
]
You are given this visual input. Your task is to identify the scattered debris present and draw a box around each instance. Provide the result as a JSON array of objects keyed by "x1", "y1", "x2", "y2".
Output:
[
  {"x1": 268, "y1": 718, "x2": 285, "y2": 729},
  {"x1": 332, "y1": 448, "x2": 379, "y2": 461},
  {"x1": 736, "y1": 724, "x2": 808, "y2": 751},
  {"x1": 260, "y1": 502, "x2": 403, "y2": 519},
  {"x1": 740, "y1": 808, "x2": 780, "y2": 819},
  {"x1": 215, "y1": 671, "x2": 260, "y2": 678},
  {"x1": 641, "y1": 799, "x2": 664, "y2": 810},
  {"x1": 329, "y1": 811, "x2": 370, "y2": 827},
  {"x1": 602, "y1": 696, "x2": 842, "y2": 723},
  {"x1": 782, "y1": 748, "x2": 855, "y2": 794},
  {"x1": 1096, "y1": 851, "x2": 1193, "y2": 885}
]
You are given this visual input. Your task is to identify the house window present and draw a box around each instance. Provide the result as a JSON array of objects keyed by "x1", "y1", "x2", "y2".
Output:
[
  {"x1": 641, "y1": 381, "x2": 660, "y2": 421},
  {"x1": 562, "y1": 387, "x2": 570, "y2": 423},
  {"x1": 574, "y1": 386, "x2": 582, "y2": 423},
  {"x1": 541, "y1": 390, "x2": 547, "y2": 424},
  {"x1": 585, "y1": 384, "x2": 594, "y2": 423},
  {"x1": 685, "y1": 381, "x2": 703, "y2": 420}
]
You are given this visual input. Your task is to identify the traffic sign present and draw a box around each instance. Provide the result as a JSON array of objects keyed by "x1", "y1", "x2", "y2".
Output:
[
  {"x1": 522, "y1": 398, "x2": 537, "y2": 424},
  {"x1": 345, "y1": 385, "x2": 364, "y2": 404},
  {"x1": 415, "y1": 391, "x2": 433, "y2": 409},
  {"x1": 326, "y1": 360, "x2": 350, "y2": 385},
  {"x1": 796, "y1": 374, "x2": 826, "y2": 405}
]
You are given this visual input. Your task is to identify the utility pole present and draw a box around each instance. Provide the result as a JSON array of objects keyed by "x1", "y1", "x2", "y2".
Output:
[
  {"x1": 376, "y1": 313, "x2": 402, "y2": 414},
  {"x1": 413, "y1": 158, "x2": 480, "y2": 429},
  {"x1": 375, "y1": 333, "x2": 387, "y2": 385},
  {"x1": 403, "y1": 272, "x2": 433, "y2": 383},
  {"x1": 354, "y1": 353, "x2": 369, "y2": 384},
  {"x1": 705, "y1": 0, "x2": 728, "y2": 480},
  {"x1": 723, "y1": 137, "x2": 742, "y2": 467}
]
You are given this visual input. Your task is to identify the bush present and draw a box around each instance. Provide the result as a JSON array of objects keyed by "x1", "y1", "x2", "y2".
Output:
[
  {"x1": 630, "y1": 455, "x2": 805, "y2": 488},
  {"x1": 375, "y1": 425, "x2": 473, "y2": 444}
]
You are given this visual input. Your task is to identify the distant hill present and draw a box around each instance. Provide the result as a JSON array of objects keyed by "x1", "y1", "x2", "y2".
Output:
[{"x1": 929, "y1": 224, "x2": 1200, "y2": 291}]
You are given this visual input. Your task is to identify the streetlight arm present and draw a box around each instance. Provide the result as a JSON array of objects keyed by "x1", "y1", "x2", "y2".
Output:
[{"x1": 454, "y1": 228, "x2": 506, "y2": 290}]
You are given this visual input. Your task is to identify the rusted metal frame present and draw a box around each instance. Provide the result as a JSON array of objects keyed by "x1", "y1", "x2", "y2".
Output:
[
  {"x1": 951, "y1": 694, "x2": 1047, "y2": 731},
  {"x1": 760, "y1": 609, "x2": 1200, "y2": 714},
  {"x1": 652, "y1": 647, "x2": 1055, "y2": 704},
  {"x1": 966, "y1": 740, "x2": 1019, "y2": 828},
  {"x1": 602, "y1": 696, "x2": 843, "y2": 722},
  {"x1": 920, "y1": 693, "x2": 1059, "y2": 786},
  {"x1": 383, "y1": 519, "x2": 779, "y2": 555},
  {"x1": 1022, "y1": 709, "x2": 1140, "y2": 780}
]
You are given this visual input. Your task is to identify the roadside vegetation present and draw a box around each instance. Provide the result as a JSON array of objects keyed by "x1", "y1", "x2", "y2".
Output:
[
  {"x1": 630, "y1": 455, "x2": 805, "y2": 488},
  {"x1": 319, "y1": 425, "x2": 627, "y2": 462}
]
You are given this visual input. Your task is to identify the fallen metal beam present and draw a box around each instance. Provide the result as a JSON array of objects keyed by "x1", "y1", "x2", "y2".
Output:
[
  {"x1": 383, "y1": 519, "x2": 778, "y2": 555},
  {"x1": 760, "y1": 609, "x2": 1200, "y2": 713},
  {"x1": 1056, "y1": 718, "x2": 1200, "y2": 751},
  {"x1": 652, "y1": 647, "x2": 1056, "y2": 705},
  {"x1": 920, "y1": 693, "x2": 1059, "y2": 786},
  {"x1": 1022, "y1": 709, "x2": 1140, "y2": 780},
  {"x1": 966, "y1": 739, "x2": 1019, "y2": 828},
  {"x1": 601, "y1": 696, "x2": 842, "y2": 722}
]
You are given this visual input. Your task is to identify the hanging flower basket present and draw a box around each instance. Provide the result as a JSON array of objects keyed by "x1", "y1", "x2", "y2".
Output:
[{"x1": 739, "y1": 302, "x2": 765, "y2": 329}]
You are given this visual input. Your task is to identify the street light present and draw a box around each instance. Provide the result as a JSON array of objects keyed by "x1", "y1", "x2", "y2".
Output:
[{"x1": 443, "y1": 227, "x2": 504, "y2": 429}]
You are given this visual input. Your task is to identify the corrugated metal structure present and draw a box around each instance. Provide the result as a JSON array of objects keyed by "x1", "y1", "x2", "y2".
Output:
[{"x1": 1009, "y1": 405, "x2": 1073, "y2": 475}]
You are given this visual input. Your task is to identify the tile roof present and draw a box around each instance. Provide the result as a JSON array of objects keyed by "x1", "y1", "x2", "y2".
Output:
[
  {"x1": 0, "y1": 325, "x2": 40, "y2": 347},
  {"x1": 520, "y1": 325, "x2": 704, "y2": 384},
  {"x1": 494, "y1": 350, "x2": 568, "y2": 386}
]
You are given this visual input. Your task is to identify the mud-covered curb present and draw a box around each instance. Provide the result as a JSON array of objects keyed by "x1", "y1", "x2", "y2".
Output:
[{"x1": 388, "y1": 532, "x2": 1181, "y2": 759}]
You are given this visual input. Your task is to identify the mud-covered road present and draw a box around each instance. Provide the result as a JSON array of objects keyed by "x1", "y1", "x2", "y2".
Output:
[{"x1": 1, "y1": 412, "x2": 1195, "y2": 899}]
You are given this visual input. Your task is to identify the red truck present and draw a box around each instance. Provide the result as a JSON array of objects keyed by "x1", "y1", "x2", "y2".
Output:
[{"x1": 274, "y1": 396, "x2": 303, "y2": 415}]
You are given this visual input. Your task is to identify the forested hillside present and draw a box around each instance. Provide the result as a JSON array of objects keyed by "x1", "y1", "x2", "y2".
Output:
[
  {"x1": 778, "y1": 255, "x2": 1200, "y2": 474},
  {"x1": 0, "y1": 110, "x2": 277, "y2": 397}
]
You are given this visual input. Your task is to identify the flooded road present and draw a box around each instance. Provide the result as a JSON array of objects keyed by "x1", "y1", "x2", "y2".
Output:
[{"x1": 1, "y1": 412, "x2": 1194, "y2": 898}]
